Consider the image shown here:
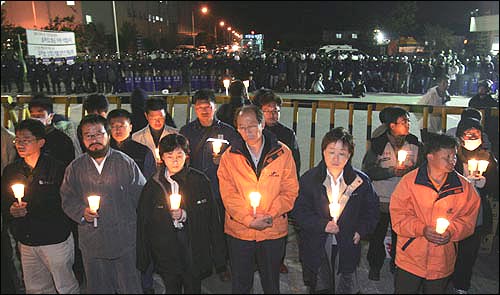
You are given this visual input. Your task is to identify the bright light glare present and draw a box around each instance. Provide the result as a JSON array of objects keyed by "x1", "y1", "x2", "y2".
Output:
[
  {"x1": 376, "y1": 32, "x2": 384, "y2": 44},
  {"x1": 201, "y1": 7, "x2": 208, "y2": 14},
  {"x1": 231, "y1": 44, "x2": 240, "y2": 51}
]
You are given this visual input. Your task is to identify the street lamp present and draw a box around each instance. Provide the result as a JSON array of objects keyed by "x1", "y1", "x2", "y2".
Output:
[{"x1": 192, "y1": 6, "x2": 208, "y2": 48}]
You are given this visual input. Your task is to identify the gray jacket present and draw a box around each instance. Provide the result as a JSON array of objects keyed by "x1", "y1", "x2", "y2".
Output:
[{"x1": 60, "y1": 148, "x2": 146, "y2": 259}]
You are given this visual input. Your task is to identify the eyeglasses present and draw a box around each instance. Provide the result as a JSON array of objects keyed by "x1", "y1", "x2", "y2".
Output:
[
  {"x1": 83, "y1": 132, "x2": 105, "y2": 141},
  {"x1": 395, "y1": 119, "x2": 410, "y2": 125},
  {"x1": 237, "y1": 125, "x2": 259, "y2": 132},
  {"x1": 13, "y1": 138, "x2": 39, "y2": 145},
  {"x1": 262, "y1": 110, "x2": 280, "y2": 115}
]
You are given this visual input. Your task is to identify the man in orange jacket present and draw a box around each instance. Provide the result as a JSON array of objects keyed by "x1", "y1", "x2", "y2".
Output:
[
  {"x1": 218, "y1": 105, "x2": 299, "y2": 294},
  {"x1": 390, "y1": 133, "x2": 480, "y2": 294}
]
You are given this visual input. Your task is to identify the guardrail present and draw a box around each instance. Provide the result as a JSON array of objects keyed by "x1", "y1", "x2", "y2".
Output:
[{"x1": 2, "y1": 94, "x2": 498, "y2": 169}]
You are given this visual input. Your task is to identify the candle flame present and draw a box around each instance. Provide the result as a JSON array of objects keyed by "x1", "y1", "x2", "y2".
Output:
[
  {"x1": 435, "y1": 217, "x2": 450, "y2": 234},
  {"x1": 88, "y1": 195, "x2": 101, "y2": 213},
  {"x1": 170, "y1": 193, "x2": 182, "y2": 210},
  {"x1": 11, "y1": 183, "x2": 25, "y2": 203}
]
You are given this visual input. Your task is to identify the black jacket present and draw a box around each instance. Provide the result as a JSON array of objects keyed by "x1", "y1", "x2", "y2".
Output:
[
  {"x1": 44, "y1": 125, "x2": 75, "y2": 168},
  {"x1": 265, "y1": 122, "x2": 301, "y2": 177},
  {"x1": 136, "y1": 165, "x2": 226, "y2": 278},
  {"x1": 292, "y1": 160, "x2": 379, "y2": 274},
  {"x1": 110, "y1": 137, "x2": 156, "y2": 179},
  {"x1": 1, "y1": 154, "x2": 72, "y2": 246}
]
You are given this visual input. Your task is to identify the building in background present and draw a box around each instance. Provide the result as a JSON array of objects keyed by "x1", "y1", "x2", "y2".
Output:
[{"x1": 2, "y1": 1, "x2": 198, "y2": 52}]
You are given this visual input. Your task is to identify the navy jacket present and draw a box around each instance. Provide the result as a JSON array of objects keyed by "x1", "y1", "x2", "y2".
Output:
[{"x1": 292, "y1": 160, "x2": 379, "y2": 274}]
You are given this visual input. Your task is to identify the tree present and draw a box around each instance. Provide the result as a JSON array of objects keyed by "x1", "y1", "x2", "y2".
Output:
[
  {"x1": 119, "y1": 21, "x2": 138, "y2": 53},
  {"x1": 383, "y1": 2, "x2": 417, "y2": 37},
  {"x1": 422, "y1": 24, "x2": 457, "y2": 55}
]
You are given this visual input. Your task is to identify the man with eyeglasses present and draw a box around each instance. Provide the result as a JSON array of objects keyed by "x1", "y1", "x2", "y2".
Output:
[
  {"x1": 1, "y1": 119, "x2": 79, "y2": 294},
  {"x1": 60, "y1": 114, "x2": 146, "y2": 293},
  {"x1": 180, "y1": 89, "x2": 239, "y2": 282},
  {"x1": 362, "y1": 106, "x2": 424, "y2": 281},
  {"x1": 253, "y1": 88, "x2": 301, "y2": 274},
  {"x1": 390, "y1": 133, "x2": 480, "y2": 294},
  {"x1": 217, "y1": 105, "x2": 299, "y2": 293}
]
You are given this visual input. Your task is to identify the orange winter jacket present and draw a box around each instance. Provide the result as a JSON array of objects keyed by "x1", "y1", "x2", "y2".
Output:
[
  {"x1": 217, "y1": 131, "x2": 299, "y2": 242},
  {"x1": 390, "y1": 164, "x2": 480, "y2": 280}
]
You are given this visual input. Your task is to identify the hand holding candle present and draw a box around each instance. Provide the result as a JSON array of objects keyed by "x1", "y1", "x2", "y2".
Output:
[
  {"x1": 329, "y1": 202, "x2": 340, "y2": 223},
  {"x1": 169, "y1": 193, "x2": 182, "y2": 211},
  {"x1": 477, "y1": 160, "x2": 489, "y2": 176},
  {"x1": 397, "y1": 150, "x2": 408, "y2": 167},
  {"x1": 250, "y1": 192, "x2": 262, "y2": 216},
  {"x1": 11, "y1": 183, "x2": 25, "y2": 204},
  {"x1": 223, "y1": 79, "x2": 230, "y2": 96},
  {"x1": 88, "y1": 195, "x2": 101, "y2": 228},
  {"x1": 435, "y1": 218, "x2": 450, "y2": 234},
  {"x1": 467, "y1": 159, "x2": 478, "y2": 176}
]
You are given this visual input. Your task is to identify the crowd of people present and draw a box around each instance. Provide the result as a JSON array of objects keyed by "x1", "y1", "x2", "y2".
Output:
[
  {"x1": 1, "y1": 49, "x2": 498, "y2": 98},
  {"x1": 1, "y1": 75, "x2": 498, "y2": 294}
]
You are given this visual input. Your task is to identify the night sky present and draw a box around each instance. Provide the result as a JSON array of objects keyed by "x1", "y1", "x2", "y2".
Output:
[{"x1": 208, "y1": 1, "x2": 499, "y2": 47}]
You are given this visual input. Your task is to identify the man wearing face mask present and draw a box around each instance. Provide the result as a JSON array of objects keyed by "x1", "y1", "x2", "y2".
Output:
[{"x1": 451, "y1": 117, "x2": 498, "y2": 294}]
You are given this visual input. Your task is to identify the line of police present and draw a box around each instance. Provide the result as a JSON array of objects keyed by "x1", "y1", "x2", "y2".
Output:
[{"x1": 1, "y1": 49, "x2": 498, "y2": 97}]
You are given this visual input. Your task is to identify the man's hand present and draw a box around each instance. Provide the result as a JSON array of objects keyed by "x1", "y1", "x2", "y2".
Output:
[
  {"x1": 393, "y1": 163, "x2": 414, "y2": 177},
  {"x1": 325, "y1": 220, "x2": 339, "y2": 234},
  {"x1": 353, "y1": 232, "x2": 361, "y2": 244},
  {"x1": 250, "y1": 214, "x2": 273, "y2": 231},
  {"x1": 170, "y1": 208, "x2": 182, "y2": 220},
  {"x1": 423, "y1": 225, "x2": 451, "y2": 245},
  {"x1": 84, "y1": 207, "x2": 99, "y2": 223},
  {"x1": 10, "y1": 201, "x2": 28, "y2": 218}
]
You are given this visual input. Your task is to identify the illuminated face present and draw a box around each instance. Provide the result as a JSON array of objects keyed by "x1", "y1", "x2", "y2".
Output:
[
  {"x1": 14, "y1": 129, "x2": 45, "y2": 159},
  {"x1": 146, "y1": 109, "x2": 166, "y2": 131},
  {"x1": 109, "y1": 117, "x2": 132, "y2": 143},
  {"x1": 390, "y1": 115, "x2": 410, "y2": 137},
  {"x1": 162, "y1": 147, "x2": 187, "y2": 175},
  {"x1": 427, "y1": 148, "x2": 457, "y2": 174},
  {"x1": 261, "y1": 102, "x2": 280, "y2": 127},
  {"x1": 29, "y1": 106, "x2": 53, "y2": 126},
  {"x1": 81, "y1": 123, "x2": 109, "y2": 157},
  {"x1": 237, "y1": 111, "x2": 264, "y2": 146},
  {"x1": 323, "y1": 140, "x2": 351, "y2": 173},
  {"x1": 194, "y1": 100, "x2": 215, "y2": 127}
]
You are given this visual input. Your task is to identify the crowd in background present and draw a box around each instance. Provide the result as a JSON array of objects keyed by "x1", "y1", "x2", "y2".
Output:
[{"x1": 1, "y1": 49, "x2": 498, "y2": 97}]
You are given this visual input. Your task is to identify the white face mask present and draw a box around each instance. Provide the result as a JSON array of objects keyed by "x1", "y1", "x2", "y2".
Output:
[{"x1": 463, "y1": 139, "x2": 482, "y2": 151}]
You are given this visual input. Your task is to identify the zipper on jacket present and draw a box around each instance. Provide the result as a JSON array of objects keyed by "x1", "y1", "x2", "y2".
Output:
[{"x1": 401, "y1": 237, "x2": 415, "y2": 251}]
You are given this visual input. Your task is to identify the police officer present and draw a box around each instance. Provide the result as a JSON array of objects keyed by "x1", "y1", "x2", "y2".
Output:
[
  {"x1": 82, "y1": 55, "x2": 94, "y2": 93},
  {"x1": 105, "y1": 55, "x2": 117, "y2": 94},
  {"x1": 48, "y1": 57, "x2": 61, "y2": 94},
  {"x1": 26, "y1": 57, "x2": 38, "y2": 93},
  {"x1": 1, "y1": 54, "x2": 14, "y2": 93},
  {"x1": 13, "y1": 55, "x2": 25, "y2": 94},
  {"x1": 60, "y1": 58, "x2": 73, "y2": 94},
  {"x1": 94, "y1": 55, "x2": 107, "y2": 93},
  {"x1": 35, "y1": 57, "x2": 50, "y2": 93},
  {"x1": 73, "y1": 58, "x2": 85, "y2": 94}
]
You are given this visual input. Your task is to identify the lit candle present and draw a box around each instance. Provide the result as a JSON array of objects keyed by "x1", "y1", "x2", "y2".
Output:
[
  {"x1": 329, "y1": 202, "x2": 340, "y2": 223},
  {"x1": 88, "y1": 195, "x2": 101, "y2": 228},
  {"x1": 249, "y1": 192, "x2": 262, "y2": 216},
  {"x1": 243, "y1": 80, "x2": 249, "y2": 94},
  {"x1": 467, "y1": 159, "x2": 478, "y2": 176},
  {"x1": 169, "y1": 193, "x2": 182, "y2": 210},
  {"x1": 212, "y1": 140, "x2": 223, "y2": 155},
  {"x1": 11, "y1": 183, "x2": 25, "y2": 204},
  {"x1": 223, "y1": 79, "x2": 230, "y2": 96},
  {"x1": 397, "y1": 150, "x2": 408, "y2": 166},
  {"x1": 435, "y1": 217, "x2": 450, "y2": 234},
  {"x1": 477, "y1": 160, "x2": 489, "y2": 176}
]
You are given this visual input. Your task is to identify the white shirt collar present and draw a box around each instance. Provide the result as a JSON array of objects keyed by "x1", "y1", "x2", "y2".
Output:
[
  {"x1": 326, "y1": 169, "x2": 343, "y2": 203},
  {"x1": 245, "y1": 136, "x2": 265, "y2": 168},
  {"x1": 90, "y1": 150, "x2": 110, "y2": 175}
]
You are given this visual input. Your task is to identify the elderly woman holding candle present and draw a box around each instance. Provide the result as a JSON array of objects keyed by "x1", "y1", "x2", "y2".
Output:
[
  {"x1": 292, "y1": 127, "x2": 379, "y2": 294},
  {"x1": 451, "y1": 116, "x2": 498, "y2": 294},
  {"x1": 136, "y1": 133, "x2": 227, "y2": 294},
  {"x1": 390, "y1": 133, "x2": 480, "y2": 294}
]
